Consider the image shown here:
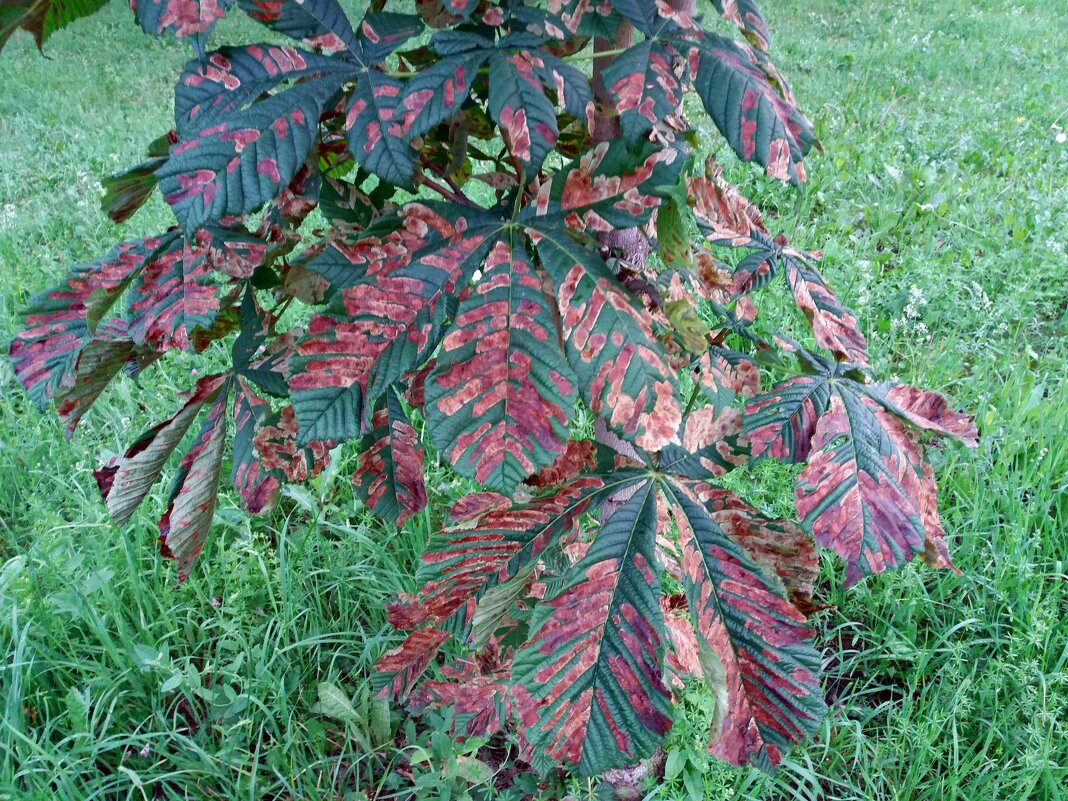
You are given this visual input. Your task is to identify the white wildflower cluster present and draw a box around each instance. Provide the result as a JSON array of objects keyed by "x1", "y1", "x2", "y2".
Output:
[
  {"x1": 891, "y1": 282, "x2": 931, "y2": 340},
  {"x1": 970, "y1": 281, "x2": 994, "y2": 312},
  {"x1": 854, "y1": 259, "x2": 872, "y2": 307},
  {"x1": 0, "y1": 203, "x2": 15, "y2": 229}
]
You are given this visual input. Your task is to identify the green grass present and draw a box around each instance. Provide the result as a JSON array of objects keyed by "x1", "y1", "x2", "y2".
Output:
[{"x1": 1, "y1": 0, "x2": 1066, "y2": 799}]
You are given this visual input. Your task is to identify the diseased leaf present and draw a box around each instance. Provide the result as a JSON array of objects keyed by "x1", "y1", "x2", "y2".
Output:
[
  {"x1": 230, "y1": 384, "x2": 281, "y2": 514},
  {"x1": 9, "y1": 234, "x2": 175, "y2": 414},
  {"x1": 535, "y1": 230, "x2": 682, "y2": 452},
  {"x1": 374, "y1": 626, "x2": 450, "y2": 700},
  {"x1": 126, "y1": 233, "x2": 241, "y2": 351},
  {"x1": 683, "y1": 34, "x2": 814, "y2": 184},
  {"x1": 415, "y1": 0, "x2": 477, "y2": 28},
  {"x1": 158, "y1": 380, "x2": 231, "y2": 580},
  {"x1": 744, "y1": 374, "x2": 832, "y2": 462},
  {"x1": 411, "y1": 669, "x2": 513, "y2": 738},
  {"x1": 783, "y1": 254, "x2": 869, "y2": 367},
  {"x1": 53, "y1": 320, "x2": 146, "y2": 438},
  {"x1": 711, "y1": 0, "x2": 771, "y2": 52},
  {"x1": 533, "y1": 140, "x2": 684, "y2": 233},
  {"x1": 487, "y1": 50, "x2": 558, "y2": 176},
  {"x1": 290, "y1": 204, "x2": 495, "y2": 444},
  {"x1": 659, "y1": 407, "x2": 749, "y2": 479},
  {"x1": 354, "y1": 388, "x2": 427, "y2": 525},
  {"x1": 529, "y1": 51, "x2": 592, "y2": 118},
  {"x1": 664, "y1": 478, "x2": 824, "y2": 770},
  {"x1": 602, "y1": 41, "x2": 682, "y2": 143},
  {"x1": 357, "y1": 11, "x2": 423, "y2": 63},
  {"x1": 133, "y1": 0, "x2": 231, "y2": 40},
  {"x1": 513, "y1": 481, "x2": 672, "y2": 776},
  {"x1": 394, "y1": 45, "x2": 490, "y2": 142},
  {"x1": 162, "y1": 44, "x2": 353, "y2": 231},
  {"x1": 410, "y1": 476, "x2": 622, "y2": 631},
  {"x1": 683, "y1": 482, "x2": 819, "y2": 609},
  {"x1": 795, "y1": 387, "x2": 927, "y2": 585},
  {"x1": 94, "y1": 373, "x2": 229, "y2": 527},
  {"x1": 427, "y1": 234, "x2": 577, "y2": 492},
  {"x1": 100, "y1": 132, "x2": 175, "y2": 224},
  {"x1": 871, "y1": 383, "x2": 979, "y2": 447},
  {"x1": 236, "y1": 0, "x2": 359, "y2": 55}
]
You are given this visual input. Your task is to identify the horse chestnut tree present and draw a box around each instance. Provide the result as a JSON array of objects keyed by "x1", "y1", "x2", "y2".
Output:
[{"x1": 4, "y1": 0, "x2": 977, "y2": 779}]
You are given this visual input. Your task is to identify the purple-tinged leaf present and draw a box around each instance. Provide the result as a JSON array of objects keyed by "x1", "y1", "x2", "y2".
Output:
[
  {"x1": 711, "y1": 0, "x2": 771, "y2": 52},
  {"x1": 236, "y1": 0, "x2": 359, "y2": 55},
  {"x1": 487, "y1": 50, "x2": 558, "y2": 176},
  {"x1": 357, "y1": 11, "x2": 422, "y2": 63},
  {"x1": 683, "y1": 34, "x2": 814, "y2": 185},
  {"x1": 871, "y1": 383, "x2": 979, "y2": 447},
  {"x1": 344, "y1": 71, "x2": 413, "y2": 186},
  {"x1": 374, "y1": 626, "x2": 450, "y2": 700},
  {"x1": 513, "y1": 481, "x2": 673, "y2": 776},
  {"x1": 394, "y1": 47, "x2": 490, "y2": 142},
  {"x1": 162, "y1": 45, "x2": 353, "y2": 231},
  {"x1": 602, "y1": 41, "x2": 682, "y2": 143},
  {"x1": 795, "y1": 387, "x2": 927, "y2": 585},
  {"x1": 695, "y1": 348, "x2": 760, "y2": 413},
  {"x1": 427, "y1": 235, "x2": 577, "y2": 492},
  {"x1": 230, "y1": 384, "x2": 280, "y2": 515},
  {"x1": 744, "y1": 374, "x2": 832, "y2": 462},
  {"x1": 100, "y1": 132, "x2": 176, "y2": 224},
  {"x1": 415, "y1": 0, "x2": 478, "y2": 28},
  {"x1": 158, "y1": 379, "x2": 231, "y2": 581},
  {"x1": 528, "y1": 51, "x2": 592, "y2": 118},
  {"x1": 290, "y1": 205, "x2": 494, "y2": 443},
  {"x1": 659, "y1": 407, "x2": 750, "y2": 479},
  {"x1": 535, "y1": 231, "x2": 682, "y2": 452},
  {"x1": 133, "y1": 0, "x2": 232, "y2": 48},
  {"x1": 532, "y1": 139, "x2": 684, "y2": 232},
  {"x1": 354, "y1": 389, "x2": 427, "y2": 526},
  {"x1": 127, "y1": 233, "x2": 246, "y2": 351},
  {"x1": 684, "y1": 482, "x2": 819, "y2": 610},
  {"x1": 664, "y1": 479, "x2": 824, "y2": 770},
  {"x1": 411, "y1": 668, "x2": 513, "y2": 738},
  {"x1": 783, "y1": 254, "x2": 869, "y2": 367},
  {"x1": 411, "y1": 476, "x2": 619, "y2": 630},
  {"x1": 53, "y1": 320, "x2": 143, "y2": 438},
  {"x1": 688, "y1": 166, "x2": 767, "y2": 248},
  {"x1": 525, "y1": 439, "x2": 599, "y2": 488},
  {"x1": 94, "y1": 373, "x2": 229, "y2": 527},
  {"x1": 914, "y1": 445, "x2": 959, "y2": 574},
  {"x1": 9, "y1": 233, "x2": 175, "y2": 410}
]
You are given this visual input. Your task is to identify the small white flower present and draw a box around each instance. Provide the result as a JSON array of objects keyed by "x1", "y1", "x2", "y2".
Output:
[{"x1": 1056, "y1": 132, "x2": 1067, "y2": 144}]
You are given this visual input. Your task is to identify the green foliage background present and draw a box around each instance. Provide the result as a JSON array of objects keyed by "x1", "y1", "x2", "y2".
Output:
[{"x1": 1, "y1": 0, "x2": 1065, "y2": 798}]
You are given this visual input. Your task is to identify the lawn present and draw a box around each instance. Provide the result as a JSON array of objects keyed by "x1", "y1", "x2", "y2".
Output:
[{"x1": 1, "y1": 1, "x2": 1066, "y2": 799}]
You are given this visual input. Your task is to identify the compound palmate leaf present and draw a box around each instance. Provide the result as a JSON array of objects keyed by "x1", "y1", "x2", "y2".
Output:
[
  {"x1": 426, "y1": 233, "x2": 578, "y2": 492},
  {"x1": 513, "y1": 480, "x2": 672, "y2": 776}
]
